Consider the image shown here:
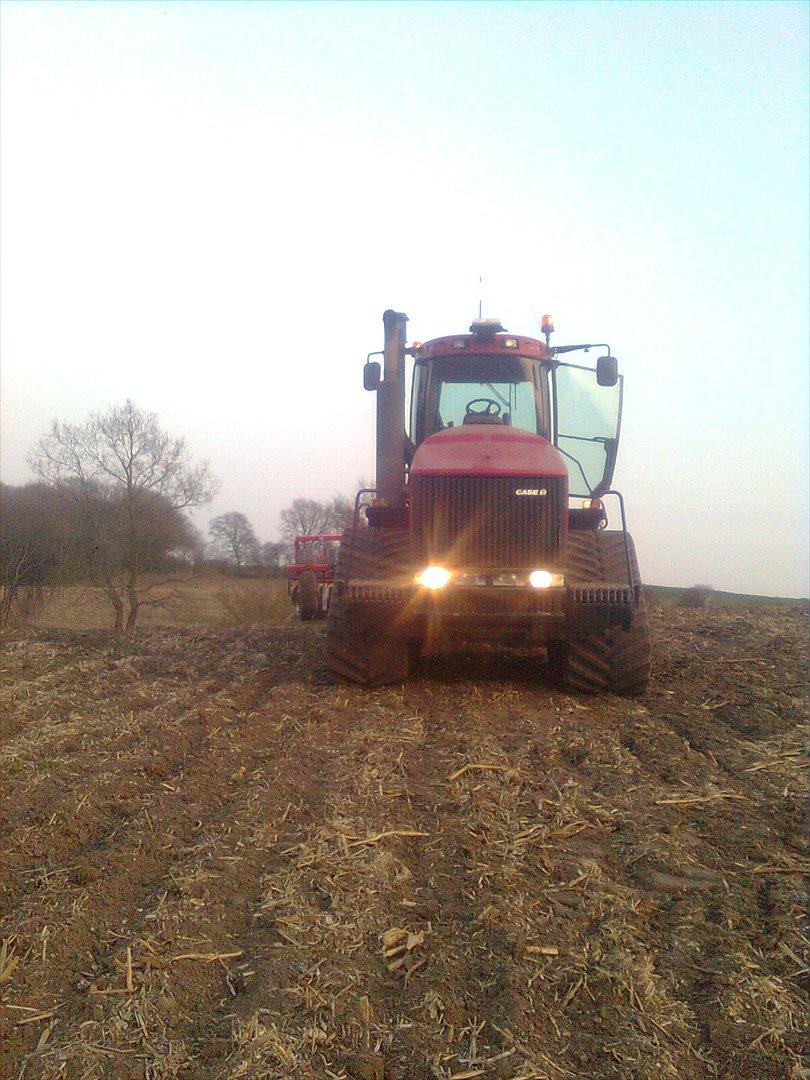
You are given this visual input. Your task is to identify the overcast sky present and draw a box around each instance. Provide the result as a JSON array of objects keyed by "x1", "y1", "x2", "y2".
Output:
[{"x1": 1, "y1": 0, "x2": 808, "y2": 597}]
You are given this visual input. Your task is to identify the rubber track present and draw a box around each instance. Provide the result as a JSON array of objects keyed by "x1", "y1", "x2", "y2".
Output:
[
  {"x1": 335, "y1": 527, "x2": 413, "y2": 582},
  {"x1": 326, "y1": 597, "x2": 409, "y2": 686},
  {"x1": 565, "y1": 529, "x2": 640, "y2": 585},
  {"x1": 328, "y1": 528, "x2": 412, "y2": 686},
  {"x1": 564, "y1": 530, "x2": 651, "y2": 695},
  {"x1": 566, "y1": 615, "x2": 651, "y2": 694}
]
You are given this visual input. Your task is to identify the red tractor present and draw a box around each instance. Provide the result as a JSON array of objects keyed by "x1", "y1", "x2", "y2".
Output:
[
  {"x1": 326, "y1": 310, "x2": 651, "y2": 693},
  {"x1": 287, "y1": 534, "x2": 342, "y2": 621}
]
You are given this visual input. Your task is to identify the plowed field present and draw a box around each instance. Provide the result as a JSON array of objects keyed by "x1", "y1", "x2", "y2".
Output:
[{"x1": 2, "y1": 605, "x2": 807, "y2": 1079}]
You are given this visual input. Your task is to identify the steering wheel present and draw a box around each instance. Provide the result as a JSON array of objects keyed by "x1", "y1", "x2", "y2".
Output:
[{"x1": 465, "y1": 398, "x2": 502, "y2": 418}]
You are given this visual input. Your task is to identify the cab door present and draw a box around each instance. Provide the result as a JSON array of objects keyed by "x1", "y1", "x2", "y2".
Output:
[{"x1": 552, "y1": 363, "x2": 623, "y2": 498}]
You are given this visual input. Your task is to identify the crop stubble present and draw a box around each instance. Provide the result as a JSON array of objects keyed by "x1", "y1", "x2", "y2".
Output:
[{"x1": 1, "y1": 605, "x2": 807, "y2": 1079}]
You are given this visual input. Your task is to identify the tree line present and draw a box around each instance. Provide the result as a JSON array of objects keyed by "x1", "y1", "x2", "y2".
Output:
[
  {"x1": 207, "y1": 496, "x2": 353, "y2": 569},
  {"x1": 0, "y1": 401, "x2": 357, "y2": 629}
]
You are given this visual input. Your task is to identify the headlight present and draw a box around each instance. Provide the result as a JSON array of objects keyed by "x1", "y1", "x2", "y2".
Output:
[
  {"x1": 416, "y1": 565, "x2": 452, "y2": 590},
  {"x1": 529, "y1": 570, "x2": 564, "y2": 589}
]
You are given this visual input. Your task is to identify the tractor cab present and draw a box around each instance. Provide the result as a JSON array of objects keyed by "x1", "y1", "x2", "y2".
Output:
[{"x1": 405, "y1": 318, "x2": 623, "y2": 502}]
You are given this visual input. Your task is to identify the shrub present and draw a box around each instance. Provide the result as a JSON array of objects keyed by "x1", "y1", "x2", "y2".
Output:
[
  {"x1": 679, "y1": 584, "x2": 714, "y2": 608},
  {"x1": 0, "y1": 584, "x2": 53, "y2": 629}
]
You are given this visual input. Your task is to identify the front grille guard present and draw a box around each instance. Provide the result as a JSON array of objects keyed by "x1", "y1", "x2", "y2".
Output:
[{"x1": 345, "y1": 485, "x2": 639, "y2": 601}]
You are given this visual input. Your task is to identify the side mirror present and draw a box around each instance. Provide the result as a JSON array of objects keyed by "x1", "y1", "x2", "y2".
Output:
[
  {"x1": 597, "y1": 354, "x2": 618, "y2": 387},
  {"x1": 363, "y1": 360, "x2": 381, "y2": 391}
]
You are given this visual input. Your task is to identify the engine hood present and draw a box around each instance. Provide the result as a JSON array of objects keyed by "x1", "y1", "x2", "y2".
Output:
[{"x1": 410, "y1": 426, "x2": 568, "y2": 478}]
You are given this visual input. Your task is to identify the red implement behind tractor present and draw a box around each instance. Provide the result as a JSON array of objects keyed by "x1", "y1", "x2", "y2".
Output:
[
  {"x1": 287, "y1": 534, "x2": 342, "y2": 621},
  {"x1": 326, "y1": 310, "x2": 651, "y2": 693}
]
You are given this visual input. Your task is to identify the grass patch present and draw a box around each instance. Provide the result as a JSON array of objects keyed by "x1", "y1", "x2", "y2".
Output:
[
  {"x1": 216, "y1": 579, "x2": 293, "y2": 625},
  {"x1": 28, "y1": 573, "x2": 295, "y2": 629}
]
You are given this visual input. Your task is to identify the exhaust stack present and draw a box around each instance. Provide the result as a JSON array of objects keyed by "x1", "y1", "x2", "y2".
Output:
[{"x1": 376, "y1": 309, "x2": 408, "y2": 504}]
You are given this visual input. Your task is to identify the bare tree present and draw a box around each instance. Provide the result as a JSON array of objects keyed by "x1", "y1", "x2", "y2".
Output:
[
  {"x1": 327, "y1": 494, "x2": 354, "y2": 532},
  {"x1": 279, "y1": 494, "x2": 355, "y2": 542},
  {"x1": 280, "y1": 498, "x2": 331, "y2": 541},
  {"x1": 29, "y1": 400, "x2": 216, "y2": 629},
  {"x1": 209, "y1": 512, "x2": 260, "y2": 568}
]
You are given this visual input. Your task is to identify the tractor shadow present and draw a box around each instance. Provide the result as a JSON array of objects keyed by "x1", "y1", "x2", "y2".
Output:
[{"x1": 413, "y1": 645, "x2": 557, "y2": 688}]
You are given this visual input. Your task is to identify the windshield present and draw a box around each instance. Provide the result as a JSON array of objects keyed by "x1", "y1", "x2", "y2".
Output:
[{"x1": 421, "y1": 355, "x2": 549, "y2": 439}]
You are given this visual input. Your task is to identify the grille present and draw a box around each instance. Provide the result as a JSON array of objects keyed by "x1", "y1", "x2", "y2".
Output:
[{"x1": 411, "y1": 475, "x2": 563, "y2": 567}]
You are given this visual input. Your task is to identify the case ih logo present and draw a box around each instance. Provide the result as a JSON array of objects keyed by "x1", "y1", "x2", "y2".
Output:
[{"x1": 514, "y1": 488, "x2": 547, "y2": 496}]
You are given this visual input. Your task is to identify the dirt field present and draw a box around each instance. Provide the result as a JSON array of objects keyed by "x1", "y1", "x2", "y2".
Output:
[{"x1": 2, "y1": 599, "x2": 807, "y2": 1079}]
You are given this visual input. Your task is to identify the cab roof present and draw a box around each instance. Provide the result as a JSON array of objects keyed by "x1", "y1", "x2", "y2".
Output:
[{"x1": 414, "y1": 333, "x2": 552, "y2": 362}]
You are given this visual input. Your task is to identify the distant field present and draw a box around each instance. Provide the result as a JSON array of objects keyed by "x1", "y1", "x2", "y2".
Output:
[
  {"x1": 645, "y1": 584, "x2": 808, "y2": 608},
  {"x1": 29, "y1": 572, "x2": 295, "y2": 631}
]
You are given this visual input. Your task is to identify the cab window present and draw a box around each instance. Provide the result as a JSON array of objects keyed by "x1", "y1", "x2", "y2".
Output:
[
  {"x1": 421, "y1": 355, "x2": 549, "y2": 441},
  {"x1": 553, "y1": 363, "x2": 622, "y2": 497}
]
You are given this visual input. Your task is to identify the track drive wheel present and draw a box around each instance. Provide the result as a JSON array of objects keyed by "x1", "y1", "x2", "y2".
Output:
[
  {"x1": 326, "y1": 595, "x2": 410, "y2": 686},
  {"x1": 297, "y1": 571, "x2": 320, "y2": 622}
]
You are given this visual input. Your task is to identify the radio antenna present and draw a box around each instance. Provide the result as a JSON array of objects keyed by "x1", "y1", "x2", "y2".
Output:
[{"x1": 478, "y1": 275, "x2": 483, "y2": 319}]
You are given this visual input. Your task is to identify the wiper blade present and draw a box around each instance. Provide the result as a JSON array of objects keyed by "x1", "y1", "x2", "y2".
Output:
[{"x1": 484, "y1": 383, "x2": 511, "y2": 409}]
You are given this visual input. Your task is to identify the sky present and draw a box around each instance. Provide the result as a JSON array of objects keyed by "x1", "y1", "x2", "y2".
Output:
[{"x1": 1, "y1": 0, "x2": 808, "y2": 597}]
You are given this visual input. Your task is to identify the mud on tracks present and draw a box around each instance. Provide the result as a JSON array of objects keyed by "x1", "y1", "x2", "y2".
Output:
[{"x1": 1, "y1": 607, "x2": 807, "y2": 1078}]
